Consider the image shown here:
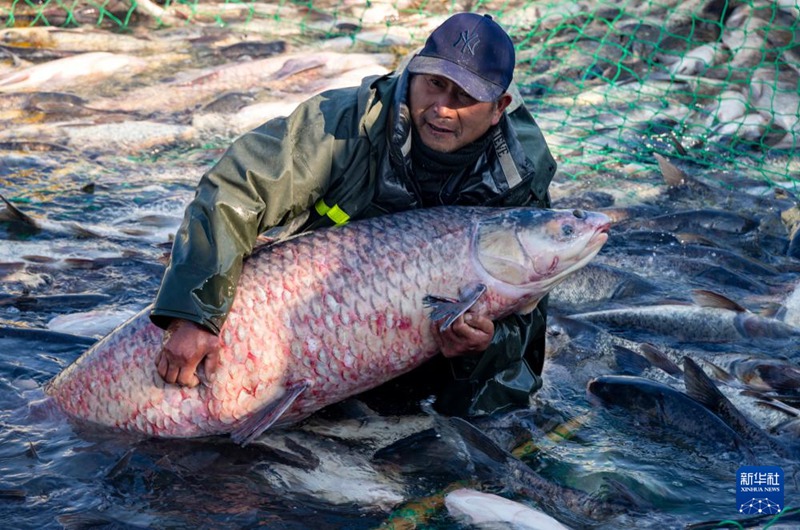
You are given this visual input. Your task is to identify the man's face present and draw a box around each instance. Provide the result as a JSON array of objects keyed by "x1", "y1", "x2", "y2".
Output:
[{"x1": 409, "y1": 74, "x2": 511, "y2": 153}]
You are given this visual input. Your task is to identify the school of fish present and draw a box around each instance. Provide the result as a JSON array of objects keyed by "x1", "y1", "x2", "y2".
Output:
[{"x1": 1, "y1": 0, "x2": 800, "y2": 527}]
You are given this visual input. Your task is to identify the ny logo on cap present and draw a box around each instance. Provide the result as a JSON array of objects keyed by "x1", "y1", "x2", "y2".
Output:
[{"x1": 453, "y1": 30, "x2": 480, "y2": 55}]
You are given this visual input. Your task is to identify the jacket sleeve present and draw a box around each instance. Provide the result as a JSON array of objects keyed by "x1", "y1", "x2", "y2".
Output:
[
  {"x1": 435, "y1": 302, "x2": 547, "y2": 417},
  {"x1": 150, "y1": 95, "x2": 347, "y2": 334}
]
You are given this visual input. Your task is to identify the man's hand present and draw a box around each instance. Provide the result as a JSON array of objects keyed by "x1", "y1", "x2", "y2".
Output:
[
  {"x1": 155, "y1": 318, "x2": 220, "y2": 387},
  {"x1": 433, "y1": 312, "x2": 494, "y2": 358}
]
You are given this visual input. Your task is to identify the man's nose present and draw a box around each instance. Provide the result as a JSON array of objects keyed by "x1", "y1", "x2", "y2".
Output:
[{"x1": 433, "y1": 92, "x2": 457, "y2": 114}]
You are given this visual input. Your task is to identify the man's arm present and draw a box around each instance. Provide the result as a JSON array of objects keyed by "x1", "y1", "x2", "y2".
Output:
[
  {"x1": 151, "y1": 115, "x2": 334, "y2": 334},
  {"x1": 150, "y1": 85, "x2": 375, "y2": 386}
]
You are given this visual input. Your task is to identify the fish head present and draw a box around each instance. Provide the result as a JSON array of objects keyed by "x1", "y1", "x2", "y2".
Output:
[
  {"x1": 473, "y1": 208, "x2": 610, "y2": 298},
  {"x1": 586, "y1": 375, "x2": 625, "y2": 407},
  {"x1": 586, "y1": 375, "x2": 666, "y2": 413}
]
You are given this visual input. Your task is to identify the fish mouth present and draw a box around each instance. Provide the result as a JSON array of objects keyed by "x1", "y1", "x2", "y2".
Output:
[
  {"x1": 584, "y1": 226, "x2": 610, "y2": 254},
  {"x1": 560, "y1": 238, "x2": 605, "y2": 275},
  {"x1": 532, "y1": 225, "x2": 609, "y2": 285},
  {"x1": 585, "y1": 378, "x2": 605, "y2": 406}
]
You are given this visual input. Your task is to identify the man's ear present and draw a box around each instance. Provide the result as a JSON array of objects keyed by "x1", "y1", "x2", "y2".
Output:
[{"x1": 493, "y1": 93, "x2": 513, "y2": 124}]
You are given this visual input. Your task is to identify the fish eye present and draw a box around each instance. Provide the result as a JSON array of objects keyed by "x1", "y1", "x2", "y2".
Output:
[{"x1": 561, "y1": 224, "x2": 575, "y2": 237}]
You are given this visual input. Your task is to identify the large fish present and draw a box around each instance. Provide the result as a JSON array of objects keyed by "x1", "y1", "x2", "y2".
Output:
[
  {"x1": 0, "y1": 52, "x2": 148, "y2": 92},
  {"x1": 86, "y1": 51, "x2": 395, "y2": 115},
  {"x1": 586, "y1": 374, "x2": 755, "y2": 458},
  {"x1": 44, "y1": 206, "x2": 610, "y2": 444},
  {"x1": 570, "y1": 290, "x2": 800, "y2": 344}
]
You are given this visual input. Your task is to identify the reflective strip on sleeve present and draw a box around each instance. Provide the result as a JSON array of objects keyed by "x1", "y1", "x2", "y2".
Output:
[
  {"x1": 314, "y1": 199, "x2": 350, "y2": 225},
  {"x1": 492, "y1": 127, "x2": 522, "y2": 189}
]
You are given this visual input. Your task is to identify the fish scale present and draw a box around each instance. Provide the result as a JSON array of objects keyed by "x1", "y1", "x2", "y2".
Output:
[{"x1": 45, "y1": 206, "x2": 609, "y2": 441}]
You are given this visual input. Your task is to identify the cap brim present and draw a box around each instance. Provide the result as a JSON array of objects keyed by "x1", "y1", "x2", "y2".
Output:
[{"x1": 407, "y1": 55, "x2": 504, "y2": 102}]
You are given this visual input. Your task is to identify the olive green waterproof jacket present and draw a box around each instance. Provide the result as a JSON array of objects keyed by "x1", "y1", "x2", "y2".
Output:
[{"x1": 151, "y1": 65, "x2": 557, "y2": 417}]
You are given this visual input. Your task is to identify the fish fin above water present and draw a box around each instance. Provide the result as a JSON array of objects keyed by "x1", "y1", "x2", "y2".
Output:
[
  {"x1": 0, "y1": 489, "x2": 26, "y2": 500},
  {"x1": 702, "y1": 359, "x2": 737, "y2": 385},
  {"x1": 691, "y1": 289, "x2": 747, "y2": 312},
  {"x1": 654, "y1": 152, "x2": 689, "y2": 187},
  {"x1": 613, "y1": 345, "x2": 652, "y2": 375},
  {"x1": 104, "y1": 448, "x2": 135, "y2": 480},
  {"x1": 438, "y1": 415, "x2": 511, "y2": 471},
  {"x1": 638, "y1": 343, "x2": 683, "y2": 377},
  {"x1": 0, "y1": 325, "x2": 97, "y2": 347},
  {"x1": 0, "y1": 193, "x2": 39, "y2": 230},
  {"x1": 230, "y1": 381, "x2": 308, "y2": 446},
  {"x1": 424, "y1": 283, "x2": 487, "y2": 332},
  {"x1": 599, "y1": 478, "x2": 653, "y2": 512},
  {"x1": 683, "y1": 357, "x2": 777, "y2": 457},
  {"x1": 683, "y1": 357, "x2": 738, "y2": 414},
  {"x1": 421, "y1": 398, "x2": 509, "y2": 475},
  {"x1": 753, "y1": 394, "x2": 800, "y2": 417},
  {"x1": 426, "y1": 404, "x2": 636, "y2": 526}
]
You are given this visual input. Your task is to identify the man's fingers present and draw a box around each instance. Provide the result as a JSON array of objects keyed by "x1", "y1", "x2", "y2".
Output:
[
  {"x1": 154, "y1": 320, "x2": 221, "y2": 387},
  {"x1": 465, "y1": 313, "x2": 493, "y2": 334},
  {"x1": 435, "y1": 313, "x2": 495, "y2": 358},
  {"x1": 164, "y1": 362, "x2": 181, "y2": 385},
  {"x1": 177, "y1": 367, "x2": 200, "y2": 388},
  {"x1": 155, "y1": 351, "x2": 167, "y2": 379},
  {"x1": 204, "y1": 350, "x2": 219, "y2": 377},
  {"x1": 448, "y1": 317, "x2": 481, "y2": 341},
  {"x1": 449, "y1": 321, "x2": 470, "y2": 339},
  {"x1": 160, "y1": 357, "x2": 200, "y2": 388}
]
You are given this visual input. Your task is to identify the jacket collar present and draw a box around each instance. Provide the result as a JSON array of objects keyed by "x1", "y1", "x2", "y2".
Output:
[
  {"x1": 387, "y1": 69, "x2": 526, "y2": 198},
  {"x1": 391, "y1": 69, "x2": 414, "y2": 161}
]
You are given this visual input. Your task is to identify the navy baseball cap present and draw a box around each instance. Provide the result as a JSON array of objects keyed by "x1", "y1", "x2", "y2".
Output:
[{"x1": 407, "y1": 13, "x2": 515, "y2": 102}]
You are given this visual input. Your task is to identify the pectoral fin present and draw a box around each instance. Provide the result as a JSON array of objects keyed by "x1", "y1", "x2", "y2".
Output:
[
  {"x1": 423, "y1": 283, "x2": 486, "y2": 332},
  {"x1": 230, "y1": 381, "x2": 308, "y2": 446}
]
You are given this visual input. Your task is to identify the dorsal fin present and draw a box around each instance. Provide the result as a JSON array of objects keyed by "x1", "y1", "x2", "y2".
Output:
[
  {"x1": 639, "y1": 343, "x2": 683, "y2": 376},
  {"x1": 691, "y1": 289, "x2": 747, "y2": 312},
  {"x1": 0, "y1": 194, "x2": 39, "y2": 229},
  {"x1": 654, "y1": 153, "x2": 688, "y2": 187}
]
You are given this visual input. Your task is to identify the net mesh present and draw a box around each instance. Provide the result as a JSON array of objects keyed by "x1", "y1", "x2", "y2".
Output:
[{"x1": 2, "y1": 0, "x2": 798, "y2": 186}]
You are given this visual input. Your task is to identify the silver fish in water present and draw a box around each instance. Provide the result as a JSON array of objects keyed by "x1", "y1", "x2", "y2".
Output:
[
  {"x1": 445, "y1": 488, "x2": 573, "y2": 530},
  {"x1": 45, "y1": 206, "x2": 610, "y2": 444}
]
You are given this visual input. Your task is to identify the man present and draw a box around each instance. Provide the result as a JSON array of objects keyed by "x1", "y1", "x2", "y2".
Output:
[{"x1": 151, "y1": 12, "x2": 557, "y2": 417}]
